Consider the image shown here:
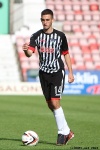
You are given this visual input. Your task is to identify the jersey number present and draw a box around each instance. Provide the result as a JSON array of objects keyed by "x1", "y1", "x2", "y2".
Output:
[{"x1": 55, "y1": 86, "x2": 62, "y2": 96}]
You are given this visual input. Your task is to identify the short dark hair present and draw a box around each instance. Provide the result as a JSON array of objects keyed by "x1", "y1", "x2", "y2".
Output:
[{"x1": 41, "y1": 9, "x2": 53, "y2": 18}]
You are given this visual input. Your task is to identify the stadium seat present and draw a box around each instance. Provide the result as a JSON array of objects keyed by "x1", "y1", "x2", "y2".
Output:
[
  {"x1": 82, "y1": 5, "x2": 89, "y2": 11},
  {"x1": 83, "y1": 54, "x2": 92, "y2": 61},
  {"x1": 55, "y1": 11, "x2": 66, "y2": 21},
  {"x1": 90, "y1": 3, "x2": 99, "y2": 11},
  {"x1": 76, "y1": 62, "x2": 86, "y2": 70},
  {"x1": 71, "y1": 46, "x2": 82, "y2": 54},
  {"x1": 92, "y1": 54, "x2": 100, "y2": 61},
  {"x1": 30, "y1": 62, "x2": 39, "y2": 69},
  {"x1": 55, "y1": 4, "x2": 63, "y2": 11},
  {"x1": 64, "y1": 5, "x2": 72, "y2": 11},
  {"x1": 15, "y1": 0, "x2": 100, "y2": 81},
  {"x1": 94, "y1": 62, "x2": 100, "y2": 69},
  {"x1": 85, "y1": 61, "x2": 95, "y2": 70}
]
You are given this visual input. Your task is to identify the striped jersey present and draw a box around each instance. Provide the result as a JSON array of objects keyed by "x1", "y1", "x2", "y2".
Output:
[{"x1": 29, "y1": 29, "x2": 69, "y2": 73}]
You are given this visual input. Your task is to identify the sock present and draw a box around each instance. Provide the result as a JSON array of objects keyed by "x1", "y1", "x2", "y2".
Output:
[{"x1": 53, "y1": 107, "x2": 70, "y2": 135}]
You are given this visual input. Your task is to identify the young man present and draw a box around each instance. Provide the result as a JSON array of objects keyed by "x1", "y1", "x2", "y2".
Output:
[{"x1": 22, "y1": 9, "x2": 74, "y2": 145}]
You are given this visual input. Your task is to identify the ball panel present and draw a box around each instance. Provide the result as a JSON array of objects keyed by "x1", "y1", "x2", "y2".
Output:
[{"x1": 22, "y1": 130, "x2": 39, "y2": 146}]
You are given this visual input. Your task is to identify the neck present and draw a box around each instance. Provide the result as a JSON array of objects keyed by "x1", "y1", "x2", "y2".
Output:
[{"x1": 43, "y1": 27, "x2": 53, "y2": 34}]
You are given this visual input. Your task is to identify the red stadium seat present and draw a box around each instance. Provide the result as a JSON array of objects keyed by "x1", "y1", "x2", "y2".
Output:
[{"x1": 90, "y1": 4, "x2": 99, "y2": 11}]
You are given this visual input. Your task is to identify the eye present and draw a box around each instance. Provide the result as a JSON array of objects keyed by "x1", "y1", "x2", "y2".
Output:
[
  {"x1": 46, "y1": 19, "x2": 50, "y2": 21},
  {"x1": 41, "y1": 18, "x2": 50, "y2": 21},
  {"x1": 41, "y1": 18, "x2": 44, "y2": 21}
]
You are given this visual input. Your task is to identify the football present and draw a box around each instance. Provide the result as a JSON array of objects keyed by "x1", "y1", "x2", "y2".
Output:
[{"x1": 22, "y1": 130, "x2": 39, "y2": 146}]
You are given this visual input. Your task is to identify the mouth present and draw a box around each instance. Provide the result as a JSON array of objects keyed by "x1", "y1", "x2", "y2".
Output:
[
  {"x1": 44, "y1": 25, "x2": 47, "y2": 27},
  {"x1": 43, "y1": 25, "x2": 48, "y2": 29}
]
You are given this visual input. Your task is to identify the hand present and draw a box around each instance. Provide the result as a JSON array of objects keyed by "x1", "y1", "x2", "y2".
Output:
[
  {"x1": 68, "y1": 73, "x2": 74, "y2": 83},
  {"x1": 22, "y1": 43, "x2": 29, "y2": 51}
]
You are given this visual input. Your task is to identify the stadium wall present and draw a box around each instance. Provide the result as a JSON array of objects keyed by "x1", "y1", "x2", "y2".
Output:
[{"x1": 0, "y1": 82, "x2": 42, "y2": 95}]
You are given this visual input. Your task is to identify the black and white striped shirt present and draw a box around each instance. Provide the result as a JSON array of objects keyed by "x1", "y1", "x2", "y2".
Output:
[{"x1": 29, "y1": 29, "x2": 69, "y2": 73}]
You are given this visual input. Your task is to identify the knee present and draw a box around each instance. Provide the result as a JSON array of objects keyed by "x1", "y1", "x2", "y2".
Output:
[
  {"x1": 47, "y1": 103, "x2": 53, "y2": 111},
  {"x1": 47, "y1": 100, "x2": 60, "y2": 111}
]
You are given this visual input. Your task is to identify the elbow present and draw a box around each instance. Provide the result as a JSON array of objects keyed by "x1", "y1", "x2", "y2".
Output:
[
  {"x1": 24, "y1": 50, "x2": 33, "y2": 57},
  {"x1": 26, "y1": 54, "x2": 32, "y2": 57}
]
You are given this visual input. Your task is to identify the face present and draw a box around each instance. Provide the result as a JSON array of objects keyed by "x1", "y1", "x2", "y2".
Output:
[{"x1": 41, "y1": 14, "x2": 53, "y2": 30}]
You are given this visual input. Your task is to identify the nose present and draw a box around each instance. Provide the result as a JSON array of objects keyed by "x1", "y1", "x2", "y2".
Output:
[{"x1": 44, "y1": 20, "x2": 47, "y2": 24}]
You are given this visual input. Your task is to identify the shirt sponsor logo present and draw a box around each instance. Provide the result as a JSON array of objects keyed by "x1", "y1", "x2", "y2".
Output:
[
  {"x1": 40, "y1": 47, "x2": 54, "y2": 53},
  {"x1": 40, "y1": 39, "x2": 46, "y2": 42}
]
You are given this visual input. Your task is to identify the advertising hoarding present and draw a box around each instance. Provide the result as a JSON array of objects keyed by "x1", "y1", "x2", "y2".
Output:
[
  {"x1": 64, "y1": 71, "x2": 100, "y2": 95},
  {"x1": 0, "y1": 71, "x2": 99, "y2": 95}
]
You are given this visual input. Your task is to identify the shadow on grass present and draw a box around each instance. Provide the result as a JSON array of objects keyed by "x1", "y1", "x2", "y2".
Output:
[
  {"x1": 0, "y1": 138, "x2": 20, "y2": 141},
  {"x1": 0, "y1": 138, "x2": 55, "y2": 146}
]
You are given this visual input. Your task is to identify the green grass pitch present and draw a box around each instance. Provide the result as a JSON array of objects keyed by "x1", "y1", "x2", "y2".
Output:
[{"x1": 0, "y1": 95, "x2": 100, "y2": 150}]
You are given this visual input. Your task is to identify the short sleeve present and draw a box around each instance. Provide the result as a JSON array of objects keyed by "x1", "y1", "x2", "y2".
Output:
[
  {"x1": 28, "y1": 34, "x2": 36, "y2": 53},
  {"x1": 61, "y1": 34, "x2": 69, "y2": 55}
]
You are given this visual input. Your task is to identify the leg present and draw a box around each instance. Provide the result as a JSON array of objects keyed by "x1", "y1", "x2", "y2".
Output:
[
  {"x1": 47, "y1": 99, "x2": 74, "y2": 145},
  {"x1": 47, "y1": 99, "x2": 60, "y2": 111},
  {"x1": 39, "y1": 70, "x2": 74, "y2": 145},
  {"x1": 47, "y1": 99, "x2": 70, "y2": 135},
  {"x1": 47, "y1": 70, "x2": 70, "y2": 135}
]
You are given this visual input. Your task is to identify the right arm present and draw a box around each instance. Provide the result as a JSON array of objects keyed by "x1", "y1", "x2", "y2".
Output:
[
  {"x1": 22, "y1": 34, "x2": 36, "y2": 57},
  {"x1": 22, "y1": 43, "x2": 33, "y2": 57}
]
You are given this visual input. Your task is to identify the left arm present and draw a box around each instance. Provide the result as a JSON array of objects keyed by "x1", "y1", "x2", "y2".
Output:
[
  {"x1": 64, "y1": 53, "x2": 74, "y2": 83},
  {"x1": 61, "y1": 33, "x2": 74, "y2": 83}
]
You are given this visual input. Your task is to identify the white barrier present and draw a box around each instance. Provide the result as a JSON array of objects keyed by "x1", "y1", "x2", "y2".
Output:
[{"x1": 0, "y1": 82, "x2": 42, "y2": 95}]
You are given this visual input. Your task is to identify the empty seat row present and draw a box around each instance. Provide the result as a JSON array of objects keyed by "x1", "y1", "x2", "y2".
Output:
[
  {"x1": 48, "y1": 4, "x2": 100, "y2": 12},
  {"x1": 63, "y1": 23, "x2": 100, "y2": 33},
  {"x1": 54, "y1": 12, "x2": 100, "y2": 21},
  {"x1": 46, "y1": 0, "x2": 100, "y2": 12}
]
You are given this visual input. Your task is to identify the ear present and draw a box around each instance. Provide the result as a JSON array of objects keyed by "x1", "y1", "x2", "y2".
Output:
[{"x1": 52, "y1": 18, "x2": 54, "y2": 23}]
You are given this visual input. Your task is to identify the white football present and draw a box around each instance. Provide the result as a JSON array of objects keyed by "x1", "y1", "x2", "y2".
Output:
[{"x1": 22, "y1": 130, "x2": 39, "y2": 146}]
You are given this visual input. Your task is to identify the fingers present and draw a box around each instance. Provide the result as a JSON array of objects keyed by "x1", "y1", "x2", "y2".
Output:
[
  {"x1": 68, "y1": 75, "x2": 74, "y2": 83},
  {"x1": 68, "y1": 78, "x2": 74, "y2": 83},
  {"x1": 22, "y1": 43, "x2": 29, "y2": 51}
]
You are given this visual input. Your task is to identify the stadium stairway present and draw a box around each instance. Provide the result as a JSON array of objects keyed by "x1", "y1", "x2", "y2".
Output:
[{"x1": 0, "y1": 35, "x2": 22, "y2": 82}]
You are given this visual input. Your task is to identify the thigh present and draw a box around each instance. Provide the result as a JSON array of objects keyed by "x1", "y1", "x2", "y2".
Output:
[
  {"x1": 39, "y1": 71, "x2": 51, "y2": 100},
  {"x1": 51, "y1": 69, "x2": 65, "y2": 100}
]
